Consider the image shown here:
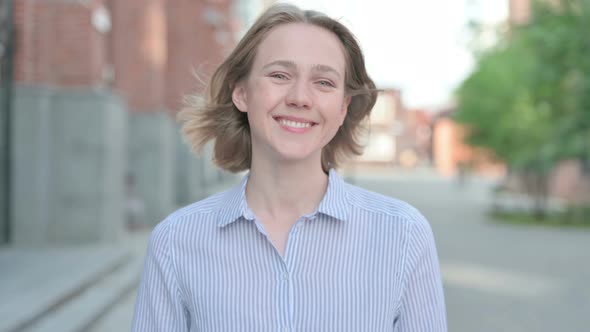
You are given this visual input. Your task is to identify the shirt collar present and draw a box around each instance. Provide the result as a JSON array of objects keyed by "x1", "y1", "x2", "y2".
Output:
[
  {"x1": 216, "y1": 168, "x2": 350, "y2": 227},
  {"x1": 316, "y1": 168, "x2": 350, "y2": 221},
  {"x1": 216, "y1": 174, "x2": 252, "y2": 227}
]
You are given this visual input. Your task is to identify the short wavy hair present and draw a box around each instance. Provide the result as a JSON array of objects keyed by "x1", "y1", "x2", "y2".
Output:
[{"x1": 178, "y1": 3, "x2": 378, "y2": 173}]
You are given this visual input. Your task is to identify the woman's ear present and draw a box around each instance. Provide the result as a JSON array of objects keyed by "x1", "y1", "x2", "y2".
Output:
[{"x1": 232, "y1": 82, "x2": 248, "y2": 113}]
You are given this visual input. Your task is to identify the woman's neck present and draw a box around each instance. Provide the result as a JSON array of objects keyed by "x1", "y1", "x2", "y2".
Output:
[{"x1": 246, "y1": 157, "x2": 329, "y2": 223}]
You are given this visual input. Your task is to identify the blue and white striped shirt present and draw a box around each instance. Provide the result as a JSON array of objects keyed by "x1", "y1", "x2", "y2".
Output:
[{"x1": 132, "y1": 169, "x2": 447, "y2": 331}]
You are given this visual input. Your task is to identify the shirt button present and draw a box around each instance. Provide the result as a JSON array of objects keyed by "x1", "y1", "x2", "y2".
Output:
[{"x1": 282, "y1": 272, "x2": 289, "y2": 281}]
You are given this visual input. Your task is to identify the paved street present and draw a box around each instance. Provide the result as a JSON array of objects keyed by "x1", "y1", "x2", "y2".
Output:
[
  {"x1": 357, "y1": 171, "x2": 590, "y2": 332},
  {"x1": 90, "y1": 171, "x2": 590, "y2": 331}
]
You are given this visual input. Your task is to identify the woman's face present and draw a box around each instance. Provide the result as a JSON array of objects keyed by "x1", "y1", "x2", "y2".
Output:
[{"x1": 232, "y1": 22, "x2": 350, "y2": 168}]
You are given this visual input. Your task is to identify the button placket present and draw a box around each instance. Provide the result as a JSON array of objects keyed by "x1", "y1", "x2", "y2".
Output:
[{"x1": 276, "y1": 260, "x2": 291, "y2": 331}]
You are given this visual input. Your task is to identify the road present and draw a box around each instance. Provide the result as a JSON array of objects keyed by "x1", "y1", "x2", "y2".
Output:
[{"x1": 90, "y1": 171, "x2": 590, "y2": 332}]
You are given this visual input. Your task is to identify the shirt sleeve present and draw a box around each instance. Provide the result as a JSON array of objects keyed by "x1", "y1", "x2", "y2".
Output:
[
  {"x1": 131, "y1": 221, "x2": 190, "y2": 332},
  {"x1": 395, "y1": 212, "x2": 448, "y2": 332}
]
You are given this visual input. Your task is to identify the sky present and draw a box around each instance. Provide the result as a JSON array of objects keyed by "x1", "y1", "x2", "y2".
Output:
[{"x1": 274, "y1": 0, "x2": 509, "y2": 110}]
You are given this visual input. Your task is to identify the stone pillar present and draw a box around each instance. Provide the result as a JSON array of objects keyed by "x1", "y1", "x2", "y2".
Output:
[
  {"x1": 110, "y1": 0, "x2": 176, "y2": 225},
  {"x1": 9, "y1": 0, "x2": 126, "y2": 246},
  {"x1": 127, "y1": 111, "x2": 175, "y2": 225},
  {"x1": 11, "y1": 86, "x2": 126, "y2": 246}
]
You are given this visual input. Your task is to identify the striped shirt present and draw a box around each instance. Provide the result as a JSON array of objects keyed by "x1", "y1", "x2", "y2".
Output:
[{"x1": 132, "y1": 169, "x2": 447, "y2": 331}]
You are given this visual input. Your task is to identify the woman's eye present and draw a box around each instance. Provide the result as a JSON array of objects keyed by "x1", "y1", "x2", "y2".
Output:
[
  {"x1": 270, "y1": 73, "x2": 288, "y2": 80},
  {"x1": 317, "y1": 80, "x2": 335, "y2": 88}
]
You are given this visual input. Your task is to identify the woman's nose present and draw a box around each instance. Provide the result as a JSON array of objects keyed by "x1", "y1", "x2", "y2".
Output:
[{"x1": 285, "y1": 80, "x2": 313, "y2": 109}]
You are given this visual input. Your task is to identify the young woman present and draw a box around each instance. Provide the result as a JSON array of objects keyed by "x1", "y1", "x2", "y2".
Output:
[{"x1": 132, "y1": 4, "x2": 447, "y2": 331}]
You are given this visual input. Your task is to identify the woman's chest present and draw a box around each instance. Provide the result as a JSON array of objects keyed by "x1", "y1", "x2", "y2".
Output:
[{"x1": 177, "y1": 246, "x2": 403, "y2": 331}]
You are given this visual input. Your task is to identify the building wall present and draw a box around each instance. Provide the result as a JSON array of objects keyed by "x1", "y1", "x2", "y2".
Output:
[
  {"x1": 0, "y1": 0, "x2": 10, "y2": 243},
  {"x1": 127, "y1": 112, "x2": 176, "y2": 225},
  {"x1": 5, "y1": 0, "x2": 241, "y2": 243},
  {"x1": 109, "y1": 0, "x2": 175, "y2": 225},
  {"x1": 8, "y1": 0, "x2": 128, "y2": 245},
  {"x1": 509, "y1": 0, "x2": 561, "y2": 25},
  {"x1": 432, "y1": 118, "x2": 457, "y2": 176},
  {"x1": 165, "y1": 0, "x2": 233, "y2": 112},
  {"x1": 109, "y1": 0, "x2": 235, "y2": 113},
  {"x1": 110, "y1": 0, "x2": 166, "y2": 111},
  {"x1": 509, "y1": 0, "x2": 532, "y2": 25},
  {"x1": 165, "y1": 0, "x2": 236, "y2": 210},
  {"x1": 397, "y1": 109, "x2": 433, "y2": 167},
  {"x1": 354, "y1": 89, "x2": 401, "y2": 164},
  {"x1": 108, "y1": 0, "x2": 236, "y2": 225},
  {"x1": 13, "y1": 0, "x2": 108, "y2": 87},
  {"x1": 432, "y1": 117, "x2": 505, "y2": 177},
  {"x1": 11, "y1": 86, "x2": 126, "y2": 246},
  {"x1": 234, "y1": 0, "x2": 265, "y2": 38},
  {"x1": 0, "y1": 103, "x2": 5, "y2": 244},
  {"x1": 549, "y1": 160, "x2": 590, "y2": 203}
]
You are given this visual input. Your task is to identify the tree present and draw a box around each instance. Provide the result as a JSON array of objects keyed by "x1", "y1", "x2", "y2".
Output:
[{"x1": 454, "y1": 0, "x2": 590, "y2": 217}]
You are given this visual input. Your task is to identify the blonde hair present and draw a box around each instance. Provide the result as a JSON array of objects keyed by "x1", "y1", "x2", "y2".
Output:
[{"x1": 178, "y1": 3, "x2": 377, "y2": 172}]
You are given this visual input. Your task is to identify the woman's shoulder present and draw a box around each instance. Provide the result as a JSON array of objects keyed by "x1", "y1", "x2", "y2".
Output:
[
  {"x1": 344, "y1": 182, "x2": 429, "y2": 226},
  {"x1": 176, "y1": 191, "x2": 230, "y2": 218},
  {"x1": 343, "y1": 183, "x2": 436, "y2": 249},
  {"x1": 155, "y1": 187, "x2": 238, "y2": 231}
]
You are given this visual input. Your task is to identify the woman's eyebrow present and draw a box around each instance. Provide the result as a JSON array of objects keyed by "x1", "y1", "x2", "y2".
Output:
[
  {"x1": 262, "y1": 60, "x2": 297, "y2": 70},
  {"x1": 262, "y1": 61, "x2": 341, "y2": 78},
  {"x1": 311, "y1": 64, "x2": 341, "y2": 78}
]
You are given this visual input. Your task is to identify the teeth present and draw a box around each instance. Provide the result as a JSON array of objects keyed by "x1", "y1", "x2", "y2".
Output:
[{"x1": 278, "y1": 119, "x2": 312, "y2": 128}]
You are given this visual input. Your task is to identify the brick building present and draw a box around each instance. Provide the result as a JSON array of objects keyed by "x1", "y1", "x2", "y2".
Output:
[
  {"x1": 397, "y1": 108, "x2": 433, "y2": 168},
  {"x1": 353, "y1": 89, "x2": 403, "y2": 165},
  {"x1": 509, "y1": 0, "x2": 561, "y2": 25},
  {"x1": 431, "y1": 108, "x2": 505, "y2": 177},
  {"x1": 509, "y1": 0, "x2": 532, "y2": 25},
  {"x1": 1, "y1": 0, "x2": 239, "y2": 246},
  {"x1": 350, "y1": 91, "x2": 436, "y2": 169}
]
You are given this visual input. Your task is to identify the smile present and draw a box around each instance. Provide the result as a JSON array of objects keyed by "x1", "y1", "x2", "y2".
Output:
[
  {"x1": 273, "y1": 116, "x2": 317, "y2": 127},
  {"x1": 278, "y1": 119, "x2": 312, "y2": 128}
]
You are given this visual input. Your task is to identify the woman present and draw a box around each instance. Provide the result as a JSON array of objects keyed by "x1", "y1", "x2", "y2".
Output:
[{"x1": 132, "y1": 3, "x2": 447, "y2": 331}]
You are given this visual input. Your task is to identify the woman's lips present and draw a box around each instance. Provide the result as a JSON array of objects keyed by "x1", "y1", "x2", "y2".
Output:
[{"x1": 273, "y1": 116, "x2": 317, "y2": 133}]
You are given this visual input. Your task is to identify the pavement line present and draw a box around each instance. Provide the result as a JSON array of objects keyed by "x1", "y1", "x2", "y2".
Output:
[{"x1": 441, "y1": 262, "x2": 561, "y2": 298}]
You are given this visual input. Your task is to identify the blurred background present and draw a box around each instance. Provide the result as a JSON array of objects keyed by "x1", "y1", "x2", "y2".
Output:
[{"x1": 0, "y1": 0, "x2": 588, "y2": 331}]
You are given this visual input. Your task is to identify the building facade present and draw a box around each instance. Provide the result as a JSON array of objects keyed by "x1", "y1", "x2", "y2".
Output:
[
  {"x1": 509, "y1": 0, "x2": 532, "y2": 25},
  {"x1": 1, "y1": 0, "x2": 239, "y2": 246},
  {"x1": 431, "y1": 108, "x2": 506, "y2": 177},
  {"x1": 353, "y1": 89, "x2": 403, "y2": 165}
]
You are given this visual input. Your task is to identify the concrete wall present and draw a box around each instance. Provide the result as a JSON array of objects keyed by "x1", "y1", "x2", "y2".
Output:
[
  {"x1": 127, "y1": 112, "x2": 176, "y2": 226},
  {"x1": 175, "y1": 131, "x2": 241, "y2": 209},
  {"x1": 175, "y1": 131, "x2": 206, "y2": 207},
  {"x1": 11, "y1": 85, "x2": 126, "y2": 246},
  {"x1": 0, "y1": 91, "x2": 8, "y2": 245}
]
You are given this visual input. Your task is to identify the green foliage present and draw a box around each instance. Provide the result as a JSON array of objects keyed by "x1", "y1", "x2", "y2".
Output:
[
  {"x1": 455, "y1": 0, "x2": 590, "y2": 172},
  {"x1": 491, "y1": 208, "x2": 590, "y2": 228}
]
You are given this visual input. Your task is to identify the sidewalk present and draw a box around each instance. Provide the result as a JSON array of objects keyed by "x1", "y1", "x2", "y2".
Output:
[
  {"x1": 0, "y1": 229, "x2": 151, "y2": 332},
  {"x1": 0, "y1": 176, "x2": 240, "y2": 332}
]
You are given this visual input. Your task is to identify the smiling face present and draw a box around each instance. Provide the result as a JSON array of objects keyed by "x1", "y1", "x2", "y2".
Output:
[{"x1": 232, "y1": 22, "x2": 350, "y2": 170}]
